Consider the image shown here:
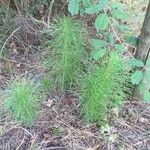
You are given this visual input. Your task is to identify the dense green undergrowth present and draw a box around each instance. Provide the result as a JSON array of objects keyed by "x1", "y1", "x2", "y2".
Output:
[
  {"x1": 45, "y1": 17, "x2": 87, "y2": 92},
  {"x1": 0, "y1": 0, "x2": 149, "y2": 127},
  {"x1": 3, "y1": 77, "x2": 40, "y2": 125},
  {"x1": 0, "y1": 15, "x2": 131, "y2": 126},
  {"x1": 43, "y1": 16, "x2": 131, "y2": 125},
  {"x1": 80, "y1": 52, "x2": 130, "y2": 123}
]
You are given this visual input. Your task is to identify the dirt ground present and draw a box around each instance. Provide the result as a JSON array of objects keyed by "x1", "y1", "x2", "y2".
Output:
[{"x1": 0, "y1": 96, "x2": 150, "y2": 149}]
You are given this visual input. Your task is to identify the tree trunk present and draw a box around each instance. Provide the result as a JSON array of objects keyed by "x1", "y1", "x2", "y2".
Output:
[{"x1": 133, "y1": 0, "x2": 150, "y2": 100}]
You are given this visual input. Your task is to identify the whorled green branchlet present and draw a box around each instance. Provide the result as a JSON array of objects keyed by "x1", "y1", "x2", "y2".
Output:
[
  {"x1": 80, "y1": 52, "x2": 130, "y2": 123},
  {"x1": 3, "y1": 77, "x2": 40, "y2": 125},
  {"x1": 45, "y1": 17, "x2": 86, "y2": 92}
]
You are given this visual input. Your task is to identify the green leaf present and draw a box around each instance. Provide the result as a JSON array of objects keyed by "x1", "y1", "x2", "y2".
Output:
[
  {"x1": 144, "y1": 91, "x2": 150, "y2": 102},
  {"x1": 145, "y1": 70, "x2": 150, "y2": 82},
  {"x1": 94, "y1": 14, "x2": 109, "y2": 31},
  {"x1": 82, "y1": 0, "x2": 91, "y2": 7},
  {"x1": 111, "y1": 9, "x2": 128, "y2": 20},
  {"x1": 146, "y1": 57, "x2": 150, "y2": 67},
  {"x1": 90, "y1": 49, "x2": 106, "y2": 60},
  {"x1": 125, "y1": 36, "x2": 139, "y2": 45},
  {"x1": 110, "y1": 2, "x2": 125, "y2": 9},
  {"x1": 68, "y1": 0, "x2": 79, "y2": 15},
  {"x1": 114, "y1": 44, "x2": 125, "y2": 53},
  {"x1": 128, "y1": 58, "x2": 144, "y2": 67},
  {"x1": 85, "y1": 3, "x2": 103, "y2": 14},
  {"x1": 107, "y1": 32, "x2": 114, "y2": 44},
  {"x1": 131, "y1": 70, "x2": 144, "y2": 85},
  {"x1": 100, "y1": 0, "x2": 109, "y2": 5},
  {"x1": 91, "y1": 39, "x2": 107, "y2": 49}
]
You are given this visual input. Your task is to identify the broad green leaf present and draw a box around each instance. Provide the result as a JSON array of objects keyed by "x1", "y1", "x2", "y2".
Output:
[
  {"x1": 131, "y1": 70, "x2": 144, "y2": 85},
  {"x1": 110, "y1": 2, "x2": 125, "y2": 9},
  {"x1": 111, "y1": 9, "x2": 128, "y2": 20},
  {"x1": 94, "y1": 14, "x2": 109, "y2": 31},
  {"x1": 90, "y1": 49, "x2": 106, "y2": 60},
  {"x1": 107, "y1": 32, "x2": 114, "y2": 44},
  {"x1": 85, "y1": 3, "x2": 103, "y2": 14},
  {"x1": 128, "y1": 58, "x2": 144, "y2": 67},
  {"x1": 144, "y1": 91, "x2": 150, "y2": 102},
  {"x1": 145, "y1": 70, "x2": 150, "y2": 82},
  {"x1": 114, "y1": 44, "x2": 125, "y2": 53},
  {"x1": 146, "y1": 57, "x2": 150, "y2": 67},
  {"x1": 91, "y1": 39, "x2": 107, "y2": 49},
  {"x1": 125, "y1": 36, "x2": 139, "y2": 45},
  {"x1": 99, "y1": 0, "x2": 109, "y2": 5},
  {"x1": 82, "y1": 0, "x2": 91, "y2": 7},
  {"x1": 68, "y1": 0, "x2": 79, "y2": 15}
]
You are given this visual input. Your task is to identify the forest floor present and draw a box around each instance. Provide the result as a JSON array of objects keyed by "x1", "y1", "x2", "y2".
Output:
[
  {"x1": 0, "y1": 95, "x2": 150, "y2": 149},
  {"x1": 0, "y1": 0, "x2": 150, "y2": 150}
]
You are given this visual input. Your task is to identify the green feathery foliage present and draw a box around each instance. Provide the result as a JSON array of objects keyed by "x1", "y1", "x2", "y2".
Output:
[
  {"x1": 46, "y1": 17, "x2": 86, "y2": 92},
  {"x1": 41, "y1": 75, "x2": 52, "y2": 94},
  {"x1": 3, "y1": 77, "x2": 39, "y2": 125},
  {"x1": 80, "y1": 52, "x2": 130, "y2": 123}
]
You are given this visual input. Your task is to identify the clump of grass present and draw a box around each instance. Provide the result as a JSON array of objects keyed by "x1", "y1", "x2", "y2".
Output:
[
  {"x1": 80, "y1": 52, "x2": 130, "y2": 123},
  {"x1": 41, "y1": 75, "x2": 52, "y2": 94},
  {"x1": 46, "y1": 16, "x2": 86, "y2": 92},
  {"x1": 3, "y1": 77, "x2": 39, "y2": 125}
]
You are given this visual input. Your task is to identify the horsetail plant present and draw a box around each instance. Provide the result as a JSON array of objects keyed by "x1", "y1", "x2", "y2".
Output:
[
  {"x1": 46, "y1": 17, "x2": 86, "y2": 92},
  {"x1": 80, "y1": 52, "x2": 130, "y2": 124},
  {"x1": 3, "y1": 77, "x2": 40, "y2": 126}
]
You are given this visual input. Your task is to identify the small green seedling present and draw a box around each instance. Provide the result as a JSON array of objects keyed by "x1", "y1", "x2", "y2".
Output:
[{"x1": 41, "y1": 75, "x2": 52, "y2": 94}]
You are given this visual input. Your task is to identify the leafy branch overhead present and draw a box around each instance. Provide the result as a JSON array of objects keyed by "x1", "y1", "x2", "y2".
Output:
[
  {"x1": 68, "y1": 0, "x2": 130, "y2": 61},
  {"x1": 68, "y1": 0, "x2": 150, "y2": 103},
  {"x1": 68, "y1": 0, "x2": 129, "y2": 31}
]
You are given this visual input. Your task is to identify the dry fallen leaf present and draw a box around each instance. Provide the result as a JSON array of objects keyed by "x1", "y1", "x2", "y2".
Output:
[
  {"x1": 42, "y1": 131, "x2": 52, "y2": 139},
  {"x1": 44, "y1": 99, "x2": 54, "y2": 107}
]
